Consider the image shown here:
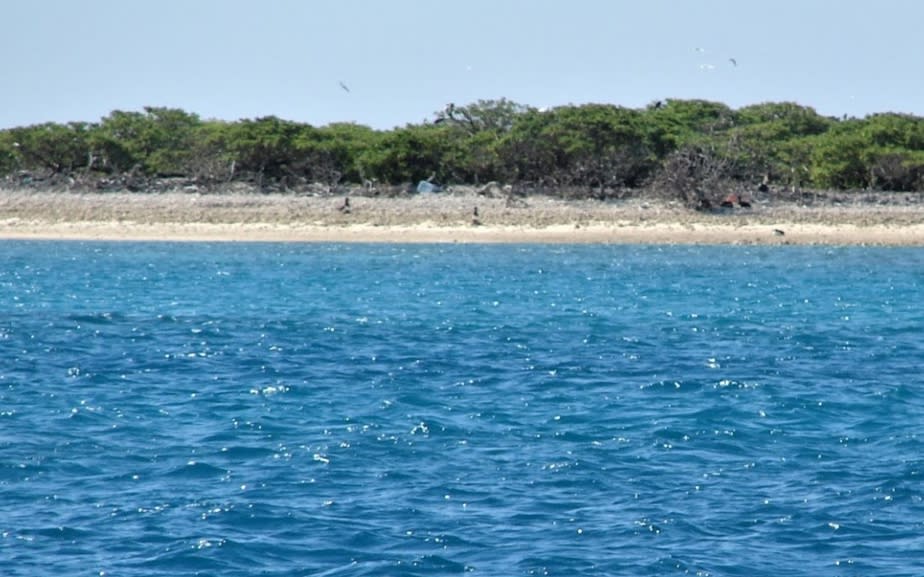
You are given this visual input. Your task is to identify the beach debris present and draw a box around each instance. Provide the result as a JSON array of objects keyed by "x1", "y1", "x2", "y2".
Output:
[
  {"x1": 505, "y1": 195, "x2": 528, "y2": 208},
  {"x1": 504, "y1": 185, "x2": 528, "y2": 208},
  {"x1": 773, "y1": 229, "x2": 785, "y2": 236},
  {"x1": 477, "y1": 181, "x2": 507, "y2": 198},
  {"x1": 363, "y1": 178, "x2": 378, "y2": 195},
  {"x1": 417, "y1": 180, "x2": 443, "y2": 193}
]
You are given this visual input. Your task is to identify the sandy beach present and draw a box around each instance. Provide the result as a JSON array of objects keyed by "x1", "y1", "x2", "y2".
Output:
[{"x1": 1, "y1": 189, "x2": 923, "y2": 245}]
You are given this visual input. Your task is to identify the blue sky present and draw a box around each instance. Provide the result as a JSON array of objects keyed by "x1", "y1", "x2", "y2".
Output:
[{"x1": 2, "y1": 0, "x2": 922, "y2": 129}]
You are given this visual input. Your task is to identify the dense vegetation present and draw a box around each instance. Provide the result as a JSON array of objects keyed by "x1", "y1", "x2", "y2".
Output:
[{"x1": 3, "y1": 99, "x2": 924, "y2": 207}]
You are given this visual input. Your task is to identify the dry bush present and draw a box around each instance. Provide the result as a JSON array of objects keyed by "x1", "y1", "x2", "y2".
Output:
[{"x1": 648, "y1": 145, "x2": 747, "y2": 209}]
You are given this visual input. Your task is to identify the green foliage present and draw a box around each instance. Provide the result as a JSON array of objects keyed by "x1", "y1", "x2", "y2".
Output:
[
  {"x1": 359, "y1": 125, "x2": 451, "y2": 184},
  {"x1": 809, "y1": 124, "x2": 870, "y2": 189},
  {"x1": 184, "y1": 120, "x2": 237, "y2": 181},
  {"x1": 429, "y1": 99, "x2": 532, "y2": 184},
  {"x1": 440, "y1": 98, "x2": 532, "y2": 133},
  {"x1": 724, "y1": 102, "x2": 833, "y2": 181},
  {"x1": 643, "y1": 99, "x2": 737, "y2": 156},
  {"x1": 0, "y1": 131, "x2": 17, "y2": 174},
  {"x1": 444, "y1": 129, "x2": 506, "y2": 184},
  {"x1": 550, "y1": 104, "x2": 653, "y2": 187},
  {"x1": 3, "y1": 100, "x2": 924, "y2": 194},
  {"x1": 860, "y1": 115, "x2": 924, "y2": 191},
  {"x1": 139, "y1": 107, "x2": 202, "y2": 175},
  {"x1": 705, "y1": 110, "x2": 820, "y2": 185},
  {"x1": 736, "y1": 102, "x2": 832, "y2": 136},
  {"x1": 861, "y1": 113, "x2": 924, "y2": 149},
  {"x1": 6, "y1": 122, "x2": 93, "y2": 174},
  {"x1": 495, "y1": 108, "x2": 558, "y2": 185},
  {"x1": 92, "y1": 107, "x2": 201, "y2": 175},
  {"x1": 500, "y1": 104, "x2": 654, "y2": 188},
  {"x1": 222, "y1": 115, "x2": 311, "y2": 187},
  {"x1": 301, "y1": 122, "x2": 379, "y2": 183},
  {"x1": 807, "y1": 115, "x2": 924, "y2": 191},
  {"x1": 867, "y1": 149, "x2": 924, "y2": 191}
]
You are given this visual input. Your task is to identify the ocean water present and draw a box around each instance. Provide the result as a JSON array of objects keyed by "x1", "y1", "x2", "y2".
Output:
[{"x1": 1, "y1": 241, "x2": 922, "y2": 577}]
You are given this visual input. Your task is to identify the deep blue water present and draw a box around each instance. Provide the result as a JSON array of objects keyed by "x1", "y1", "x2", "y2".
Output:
[{"x1": 1, "y1": 241, "x2": 922, "y2": 577}]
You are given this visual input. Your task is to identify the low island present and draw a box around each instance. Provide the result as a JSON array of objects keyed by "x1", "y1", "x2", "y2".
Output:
[{"x1": 2, "y1": 99, "x2": 923, "y2": 245}]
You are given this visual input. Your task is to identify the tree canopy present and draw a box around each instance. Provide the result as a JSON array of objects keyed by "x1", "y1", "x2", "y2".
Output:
[{"x1": 3, "y1": 99, "x2": 924, "y2": 205}]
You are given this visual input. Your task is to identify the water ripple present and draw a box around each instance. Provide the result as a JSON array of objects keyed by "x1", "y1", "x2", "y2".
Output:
[{"x1": 0, "y1": 243, "x2": 921, "y2": 576}]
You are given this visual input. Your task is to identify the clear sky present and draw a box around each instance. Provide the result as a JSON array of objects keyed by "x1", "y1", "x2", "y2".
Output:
[{"x1": 3, "y1": 0, "x2": 923, "y2": 129}]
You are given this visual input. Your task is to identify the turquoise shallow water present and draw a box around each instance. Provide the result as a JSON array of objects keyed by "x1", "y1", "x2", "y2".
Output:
[{"x1": 1, "y1": 242, "x2": 922, "y2": 576}]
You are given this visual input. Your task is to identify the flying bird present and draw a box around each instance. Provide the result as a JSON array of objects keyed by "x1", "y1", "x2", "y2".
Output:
[
  {"x1": 729, "y1": 58, "x2": 737, "y2": 67},
  {"x1": 338, "y1": 81, "x2": 350, "y2": 93}
]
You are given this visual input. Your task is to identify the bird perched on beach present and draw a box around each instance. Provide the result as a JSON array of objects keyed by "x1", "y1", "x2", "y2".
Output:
[
  {"x1": 338, "y1": 197, "x2": 351, "y2": 214},
  {"x1": 472, "y1": 206, "x2": 481, "y2": 226},
  {"x1": 773, "y1": 228, "x2": 785, "y2": 236}
]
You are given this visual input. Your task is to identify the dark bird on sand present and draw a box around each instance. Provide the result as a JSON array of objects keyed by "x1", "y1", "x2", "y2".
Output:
[
  {"x1": 773, "y1": 229, "x2": 785, "y2": 236},
  {"x1": 338, "y1": 197, "x2": 351, "y2": 213}
]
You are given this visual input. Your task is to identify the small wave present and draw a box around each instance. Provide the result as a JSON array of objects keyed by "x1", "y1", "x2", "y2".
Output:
[
  {"x1": 639, "y1": 380, "x2": 705, "y2": 393},
  {"x1": 166, "y1": 461, "x2": 229, "y2": 479},
  {"x1": 65, "y1": 312, "x2": 126, "y2": 326}
]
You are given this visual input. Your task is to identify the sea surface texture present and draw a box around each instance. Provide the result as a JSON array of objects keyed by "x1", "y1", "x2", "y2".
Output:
[{"x1": 1, "y1": 242, "x2": 922, "y2": 577}]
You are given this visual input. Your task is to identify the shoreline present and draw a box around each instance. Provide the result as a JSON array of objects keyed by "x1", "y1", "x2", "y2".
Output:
[{"x1": 1, "y1": 190, "x2": 923, "y2": 245}]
